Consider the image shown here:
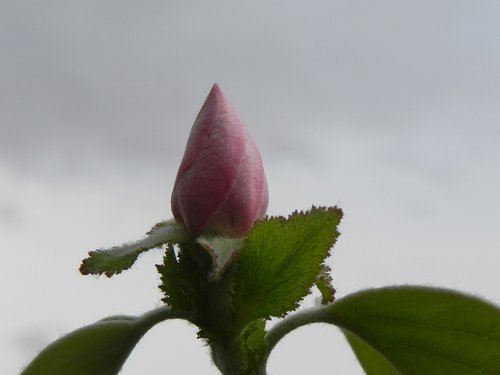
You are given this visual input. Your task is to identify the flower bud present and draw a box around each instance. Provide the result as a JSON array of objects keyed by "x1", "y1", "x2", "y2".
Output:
[{"x1": 171, "y1": 84, "x2": 268, "y2": 237}]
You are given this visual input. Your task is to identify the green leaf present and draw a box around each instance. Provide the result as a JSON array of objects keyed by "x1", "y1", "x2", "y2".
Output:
[
  {"x1": 157, "y1": 243, "x2": 200, "y2": 313},
  {"x1": 21, "y1": 306, "x2": 189, "y2": 375},
  {"x1": 328, "y1": 287, "x2": 500, "y2": 375},
  {"x1": 158, "y1": 241, "x2": 236, "y2": 340},
  {"x1": 80, "y1": 219, "x2": 188, "y2": 277},
  {"x1": 344, "y1": 330, "x2": 402, "y2": 375},
  {"x1": 265, "y1": 286, "x2": 500, "y2": 375},
  {"x1": 232, "y1": 206, "x2": 342, "y2": 327}
]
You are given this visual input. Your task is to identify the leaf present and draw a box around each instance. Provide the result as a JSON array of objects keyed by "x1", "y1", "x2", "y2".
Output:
[
  {"x1": 263, "y1": 286, "x2": 500, "y2": 375},
  {"x1": 239, "y1": 319, "x2": 268, "y2": 368},
  {"x1": 327, "y1": 287, "x2": 500, "y2": 375},
  {"x1": 232, "y1": 206, "x2": 343, "y2": 328},
  {"x1": 20, "y1": 306, "x2": 188, "y2": 375},
  {"x1": 80, "y1": 219, "x2": 188, "y2": 277},
  {"x1": 158, "y1": 242, "x2": 236, "y2": 341},
  {"x1": 157, "y1": 244, "x2": 199, "y2": 312},
  {"x1": 344, "y1": 330, "x2": 402, "y2": 375},
  {"x1": 315, "y1": 264, "x2": 336, "y2": 304}
]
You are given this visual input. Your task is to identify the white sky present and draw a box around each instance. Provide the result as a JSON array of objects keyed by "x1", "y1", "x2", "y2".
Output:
[{"x1": 2, "y1": 1, "x2": 500, "y2": 374}]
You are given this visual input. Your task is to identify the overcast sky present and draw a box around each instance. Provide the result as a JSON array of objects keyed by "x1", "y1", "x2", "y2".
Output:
[{"x1": 2, "y1": 1, "x2": 500, "y2": 374}]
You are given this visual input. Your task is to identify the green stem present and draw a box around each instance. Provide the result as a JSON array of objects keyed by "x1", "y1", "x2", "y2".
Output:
[
  {"x1": 140, "y1": 305, "x2": 193, "y2": 327},
  {"x1": 212, "y1": 305, "x2": 338, "y2": 374},
  {"x1": 256, "y1": 305, "x2": 336, "y2": 372}
]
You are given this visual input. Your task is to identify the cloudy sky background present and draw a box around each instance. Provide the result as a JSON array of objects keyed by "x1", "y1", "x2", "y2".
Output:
[{"x1": 2, "y1": 1, "x2": 500, "y2": 373}]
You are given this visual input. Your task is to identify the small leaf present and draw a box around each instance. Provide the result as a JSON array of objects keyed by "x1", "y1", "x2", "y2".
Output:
[
  {"x1": 240, "y1": 319, "x2": 268, "y2": 368},
  {"x1": 80, "y1": 219, "x2": 188, "y2": 277},
  {"x1": 232, "y1": 206, "x2": 342, "y2": 327},
  {"x1": 21, "y1": 307, "x2": 188, "y2": 375},
  {"x1": 157, "y1": 242, "x2": 236, "y2": 342},
  {"x1": 315, "y1": 264, "x2": 336, "y2": 304},
  {"x1": 157, "y1": 244, "x2": 199, "y2": 312}
]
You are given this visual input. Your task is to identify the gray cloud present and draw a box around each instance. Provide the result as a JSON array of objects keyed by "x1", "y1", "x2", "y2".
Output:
[{"x1": 2, "y1": 1, "x2": 499, "y2": 174}]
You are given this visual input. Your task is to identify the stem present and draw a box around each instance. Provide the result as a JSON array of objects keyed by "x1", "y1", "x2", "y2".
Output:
[
  {"x1": 257, "y1": 305, "x2": 335, "y2": 372},
  {"x1": 139, "y1": 305, "x2": 194, "y2": 330}
]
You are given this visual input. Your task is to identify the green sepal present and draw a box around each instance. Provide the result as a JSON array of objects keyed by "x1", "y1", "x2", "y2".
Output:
[
  {"x1": 196, "y1": 235, "x2": 245, "y2": 280},
  {"x1": 20, "y1": 307, "x2": 189, "y2": 375},
  {"x1": 80, "y1": 219, "x2": 187, "y2": 277}
]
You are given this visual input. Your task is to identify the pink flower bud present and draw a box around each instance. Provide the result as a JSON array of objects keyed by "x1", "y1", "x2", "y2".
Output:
[{"x1": 171, "y1": 84, "x2": 268, "y2": 237}]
